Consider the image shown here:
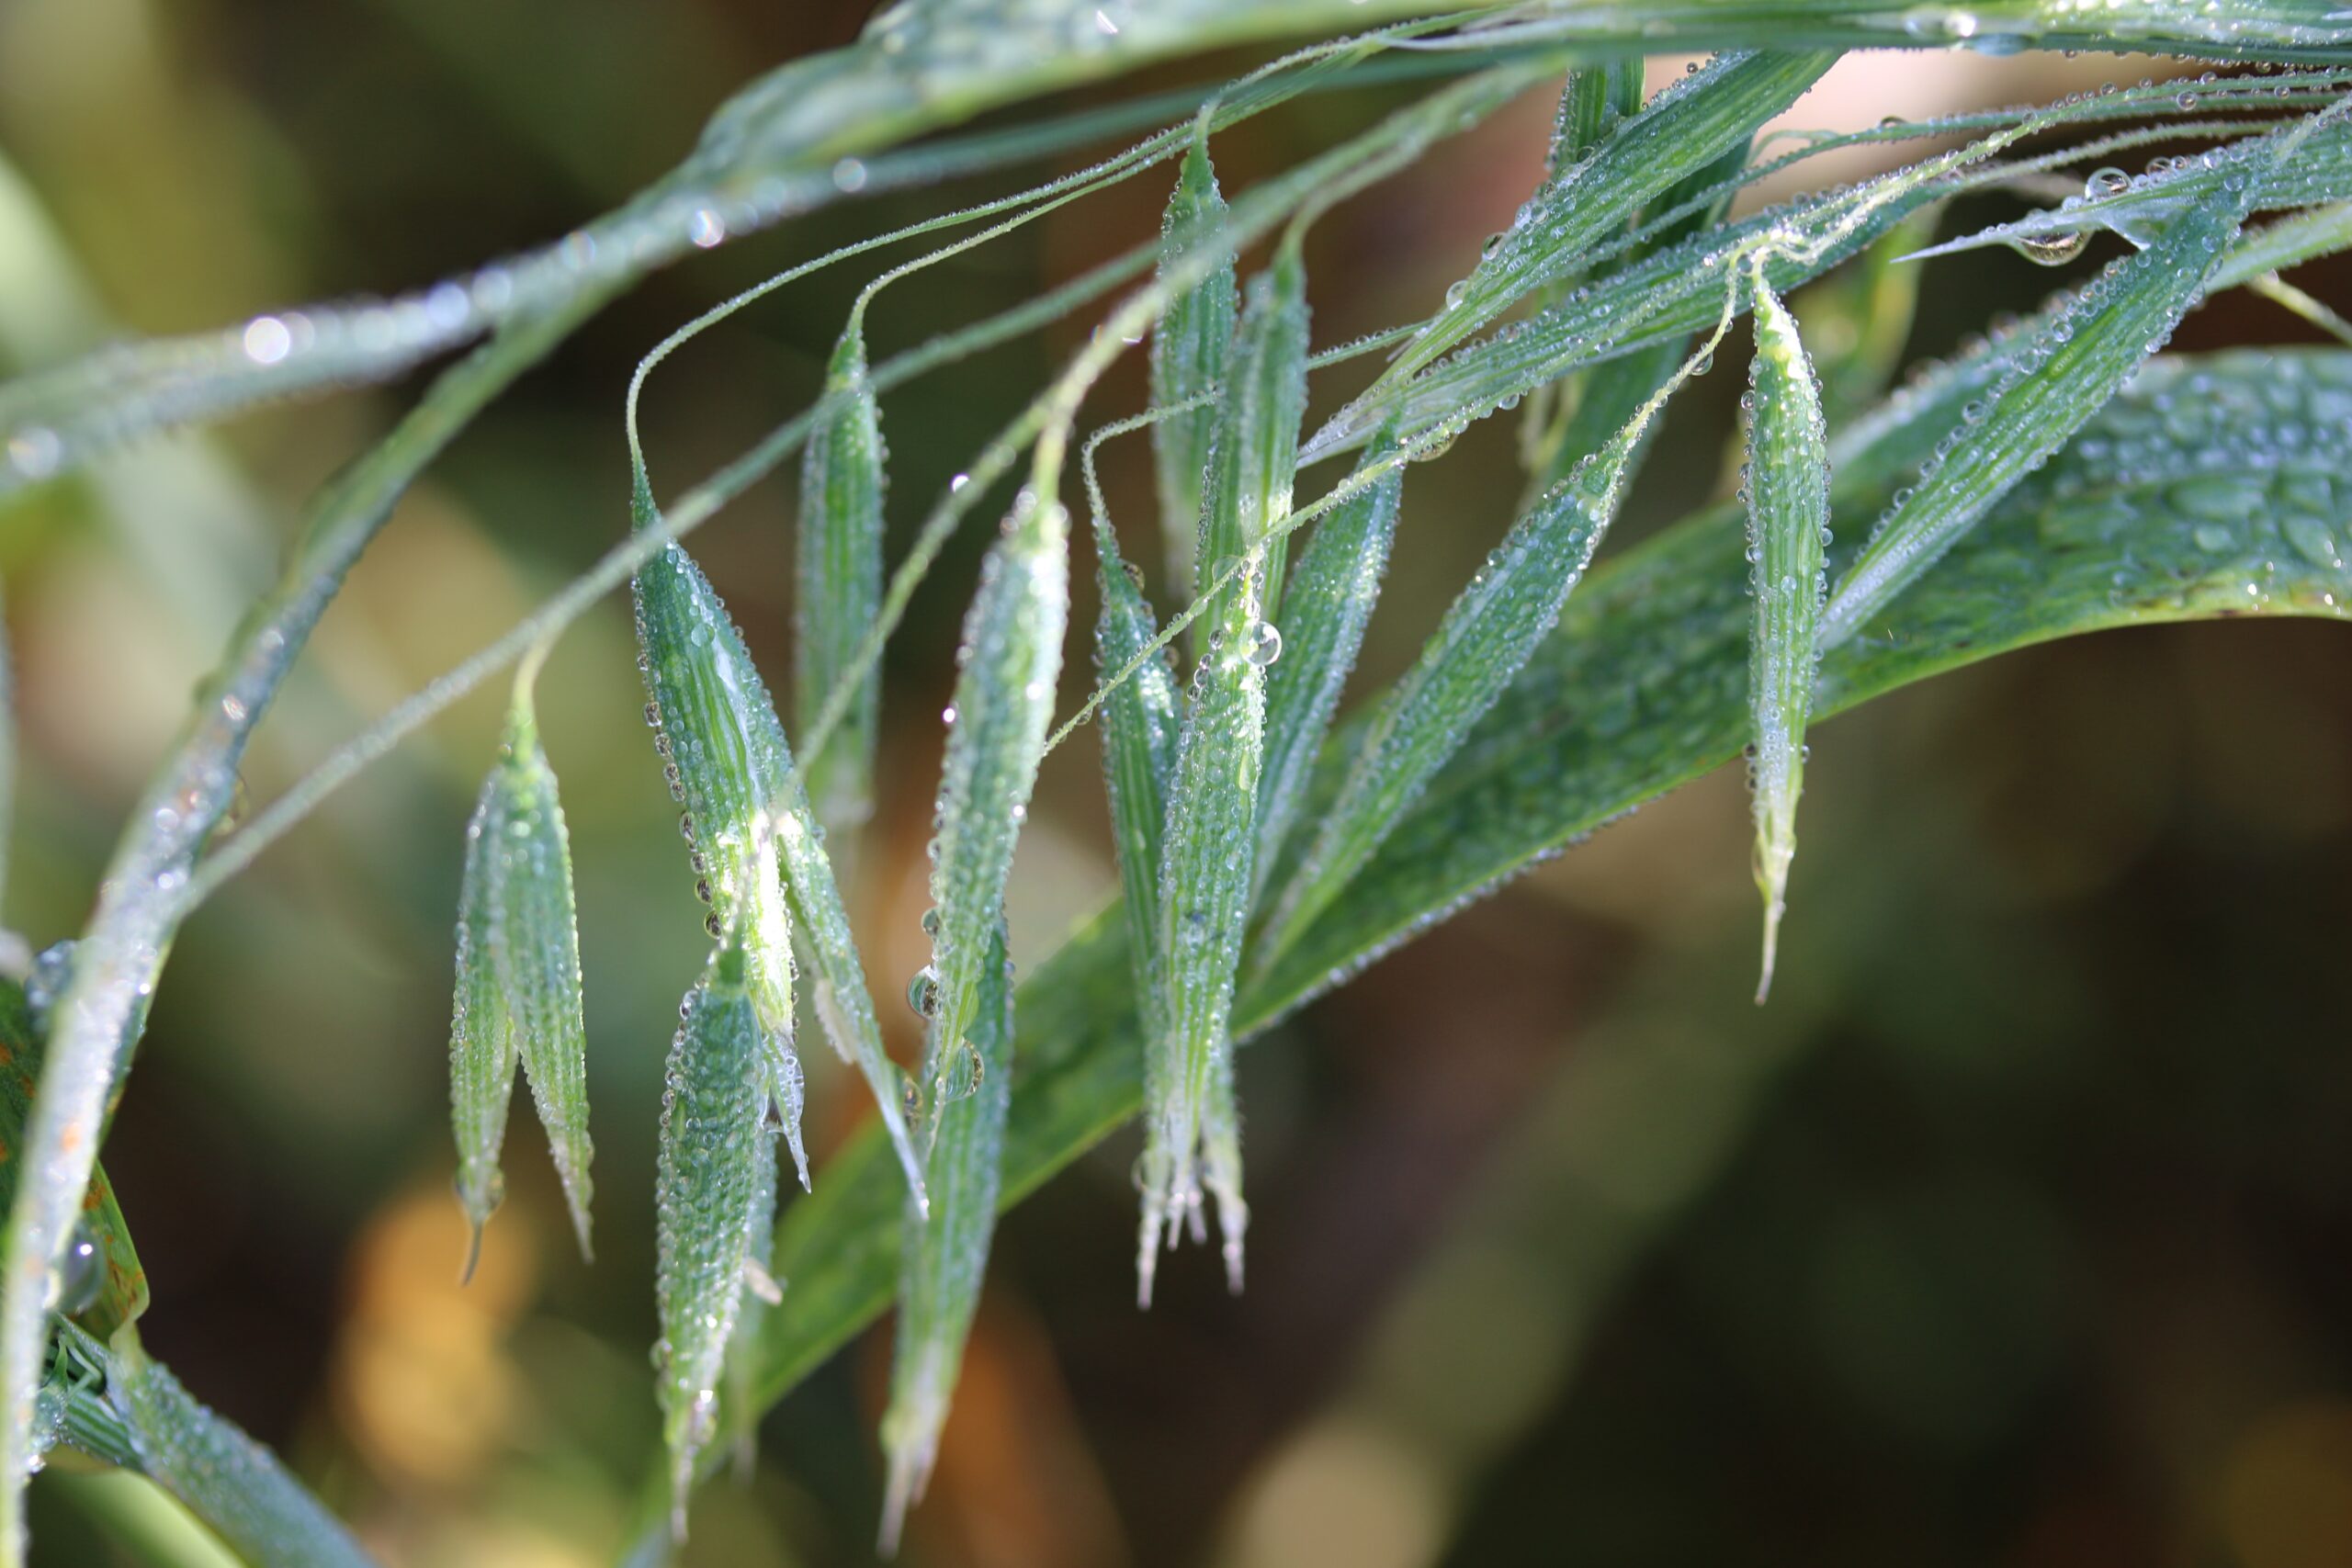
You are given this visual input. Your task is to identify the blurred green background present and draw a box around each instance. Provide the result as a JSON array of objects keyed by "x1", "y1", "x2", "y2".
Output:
[{"x1": 5, "y1": 4, "x2": 2352, "y2": 1565}]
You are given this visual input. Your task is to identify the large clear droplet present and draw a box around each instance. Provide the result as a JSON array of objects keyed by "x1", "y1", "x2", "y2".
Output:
[{"x1": 2008, "y1": 231, "x2": 2090, "y2": 266}]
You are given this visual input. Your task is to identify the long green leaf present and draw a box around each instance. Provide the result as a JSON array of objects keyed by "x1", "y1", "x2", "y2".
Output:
[
  {"x1": 1522, "y1": 131, "x2": 1752, "y2": 500},
  {"x1": 1801, "y1": 205, "x2": 1939, "y2": 423},
  {"x1": 1820, "y1": 107, "x2": 2323, "y2": 645},
  {"x1": 106, "y1": 1332, "x2": 377, "y2": 1568},
  {"x1": 18, "y1": 6, "x2": 2341, "y2": 501},
  {"x1": 1380, "y1": 50, "x2": 1836, "y2": 386},
  {"x1": 1255, "y1": 382, "x2": 1665, "y2": 973},
  {"x1": 0, "y1": 986, "x2": 142, "y2": 1338},
  {"x1": 1905, "y1": 109, "x2": 2352, "y2": 263},
  {"x1": 1740, "y1": 276, "x2": 1831, "y2": 1001},
  {"x1": 708, "y1": 348, "x2": 2352, "y2": 1499}
]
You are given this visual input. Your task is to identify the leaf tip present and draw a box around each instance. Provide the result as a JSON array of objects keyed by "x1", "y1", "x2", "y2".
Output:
[{"x1": 877, "y1": 1426, "x2": 938, "y2": 1559}]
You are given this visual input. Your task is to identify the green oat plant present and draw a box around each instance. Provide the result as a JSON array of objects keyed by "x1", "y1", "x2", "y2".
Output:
[{"x1": 3, "y1": 0, "x2": 2352, "y2": 1561}]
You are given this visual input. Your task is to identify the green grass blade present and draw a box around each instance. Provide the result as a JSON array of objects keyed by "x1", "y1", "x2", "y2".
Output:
[
  {"x1": 796, "y1": 323, "x2": 888, "y2": 842},
  {"x1": 1305, "y1": 74, "x2": 2312, "y2": 468},
  {"x1": 106, "y1": 1332, "x2": 377, "y2": 1568},
  {"x1": 684, "y1": 351, "x2": 2352, "y2": 1506},
  {"x1": 8, "y1": 9, "x2": 2350, "y2": 496},
  {"x1": 1195, "y1": 244, "x2": 1310, "y2": 624},
  {"x1": 447, "y1": 682, "x2": 596, "y2": 1269},
  {"x1": 1251, "y1": 430, "x2": 1402, "y2": 904},
  {"x1": 1546, "y1": 61, "x2": 1646, "y2": 185},
  {"x1": 634, "y1": 479, "x2": 927, "y2": 1205},
  {"x1": 1256, "y1": 372, "x2": 1679, "y2": 972},
  {"x1": 879, "y1": 922, "x2": 1012, "y2": 1552},
  {"x1": 1906, "y1": 112, "x2": 2352, "y2": 263},
  {"x1": 1141, "y1": 547, "x2": 1271, "y2": 1303},
  {"x1": 1802, "y1": 205, "x2": 1939, "y2": 423},
  {"x1": 1513, "y1": 59, "x2": 1648, "y2": 458},
  {"x1": 1820, "y1": 109, "x2": 2321, "y2": 647},
  {"x1": 1380, "y1": 50, "x2": 1836, "y2": 387},
  {"x1": 1151, "y1": 133, "x2": 1239, "y2": 596},
  {"x1": 1522, "y1": 133, "x2": 1751, "y2": 500},
  {"x1": 919, "y1": 490, "x2": 1070, "y2": 1125},
  {"x1": 0, "y1": 985, "x2": 144, "y2": 1338},
  {"x1": 654, "y1": 941, "x2": 771, "y2": 1541},
  {"x1": 1740, "y1": 276, "x2": 1831, "y2": 1003}
]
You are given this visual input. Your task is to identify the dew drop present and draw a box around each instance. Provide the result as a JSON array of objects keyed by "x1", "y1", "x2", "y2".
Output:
[
  {"x1": 2085, "y1": 166, "x2": 2132, "y2": 200},
  {"x1": 55, "y1": 1230, "x2": 102, "y2": 1317},
  {"x1": 1243, "y1": 622, "x2": 1283, "y2": 668},
  {"x1": 2008, "y1": 231, "x2": 2090, "y2": 266},
  {"x1": 242, "y1": 316, "x2": 294, "y2": 366},
  {"x1": 2282, "y1": 515, "x2": 2343, "y2": 570},
  {"x1": 6, "y1": 426, "x2": 62, "y2": 481},
  {"x1": 906, "y1": 966, "x2": 940, "y2": 1018}
]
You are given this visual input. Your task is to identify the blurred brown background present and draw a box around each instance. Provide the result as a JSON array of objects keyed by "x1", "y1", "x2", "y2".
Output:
[{"x1": 5, "y1": 5, "x2": 2352, "y2": 1565}]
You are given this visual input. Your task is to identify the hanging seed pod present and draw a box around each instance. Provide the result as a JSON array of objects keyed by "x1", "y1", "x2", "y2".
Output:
[
  {"x1": 878, "y1": 923, "x2": 1012, "y2": 1554},
  {"x1": 107, "y1": 1331, "x2": 375, "y2": 1568},
  {"x1": 447, "y1": 682, "x2": 595, "y2": 1273},
  {"x1": 0, "y1": 983, "x2": 144, "y2": 1337},
  {"x1": 654, "y1": 939, "x2": 770, "y2": 1540},
  {"x1": 919, "y1": 488, "x2": 1069, "y2": 1124},
  {"x1": 1140, "y1": 549, "x2": 1270, "y2": 1305},
  {"x1": 1194, "y1": 242, "x2": 1309, "y2": 626},
  {"x1": 1091, "y1": 512, "x2": 1181, "y2": 1042},
  {"x1": 723, "y1": 1126, "x2": 783, "y2": 1480},
  {"x1": 1252, "y1": 428, "x2": 1403, "y2": 898},
  {"x1": 796, "y1": 321, "x2": 887, "y2": 843},
  {"x1": 1742, "y1": 276, "x2": 1831, "y2": 1003},
  {"x1": 633, "y1": 476, "x2": 926, "y2": 1206},
  {"x1": 1150, "y1": 130, "x2": 1239, "y2": 598}
]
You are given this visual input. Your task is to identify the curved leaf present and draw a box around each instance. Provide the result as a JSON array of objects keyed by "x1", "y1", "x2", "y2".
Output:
[{"x1": 107, "y1": 1332, "x2": 377, "y2": 1568}]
